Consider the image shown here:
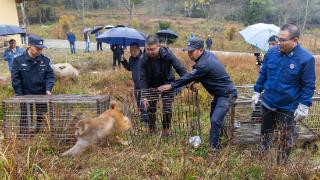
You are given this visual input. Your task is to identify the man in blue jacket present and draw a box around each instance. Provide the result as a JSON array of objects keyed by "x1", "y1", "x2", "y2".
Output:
[
  {"x1": 4, "y1": 39, "x2": 23, "y2": 72},
  {"x1": 120, "y1": 43, "x2": 147, "y2": 123},
  {"x1": 11, "y1": 34, "x2": 55, "y2": 133},
  {"x1": 66, "y1": 31, "x2": 76, "y2": 54},
  {"x1": 252, "y1": 24, "x2": 316, "y2": 163},
  {"x1": 158, "y1": 37, "x2": 237, "y2": 149},
  {"x1": 140, "y1": 35, "x2": 188, "y2": 136}
]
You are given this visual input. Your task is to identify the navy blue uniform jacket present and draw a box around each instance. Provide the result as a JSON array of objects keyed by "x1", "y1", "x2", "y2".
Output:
[
  {"x1": 11, "y1": 50, "x2": 55, "y2": 96},
  {"x1": 172, "y1": 51, "x2": 237, "y2": 97}
]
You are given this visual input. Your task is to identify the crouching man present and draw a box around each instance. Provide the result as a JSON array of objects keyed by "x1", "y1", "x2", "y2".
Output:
[{"x1": 158, "y1": 38, "x2": 237, "y2": 150}]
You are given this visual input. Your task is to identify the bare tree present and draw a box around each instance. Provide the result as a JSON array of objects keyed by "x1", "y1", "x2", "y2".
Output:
[
  {"x1": 121, "y1": 0, "x2": 142, "y2": 23},
  {"x1": 302, "y1": 0, "x2": 310, "y2": 31}
]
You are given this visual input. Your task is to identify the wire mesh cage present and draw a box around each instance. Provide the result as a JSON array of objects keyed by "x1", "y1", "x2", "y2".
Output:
[
  {"x1": 123, "y1": 87, "x2": 201, "y2": 146},
  {"x1": 2, "y1": 95, "x2": 110, "y2": 143},
  {"x1": 224, "y1": 86, "x2": 320, "y2": 145}
]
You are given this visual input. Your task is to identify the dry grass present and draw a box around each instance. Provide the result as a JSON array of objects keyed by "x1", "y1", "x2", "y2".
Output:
[
  {"x1": 26, "y1": 8, "x2": 320, "y2": 55},
  {"x1": 0, "y1": 48, "x2": 320, "y2": 179}
]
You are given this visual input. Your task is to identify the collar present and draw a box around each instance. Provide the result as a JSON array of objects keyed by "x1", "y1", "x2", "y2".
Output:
[
  {"x1": 26, "y1": 49, "x2": 40, "y2": 61},
  {"x1": 195, "y1": 51, "x2": 205, "y2": 62},
  {"x1": 132, "y1": 51, "x2": 142, "y2": 60},
  {"x1": 279, "y1": 43, "x2": 300, "y2": 58}
]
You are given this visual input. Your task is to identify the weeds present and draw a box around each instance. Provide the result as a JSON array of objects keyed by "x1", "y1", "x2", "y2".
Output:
[{"x1": 0, "y1": 49, "x2": 319, "y2": 179}]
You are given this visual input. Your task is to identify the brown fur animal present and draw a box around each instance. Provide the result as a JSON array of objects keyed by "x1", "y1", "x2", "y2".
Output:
[{"x1": 62, "y1": 101, "x2": 131, "y2": 156}]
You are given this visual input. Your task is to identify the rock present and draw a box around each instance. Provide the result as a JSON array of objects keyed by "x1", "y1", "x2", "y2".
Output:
[{"x1": 51, "y1": 63, "x2": 79, "y2": 81}]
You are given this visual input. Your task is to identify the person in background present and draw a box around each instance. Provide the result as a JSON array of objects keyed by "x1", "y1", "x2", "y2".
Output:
[
  {"x1": 205, "y1": 35, "x2": 213, "y2": 51},
  {"x1": 268, "y1": 35, "x2": 280, "y2": 49},
  {"x1": 252, "y1": 24, "x2": 315, "y2": 164},
  {"x1": 120, "y1": 43, "x2": 147, "y2": 124},
  {"x1": 111, "y1": 44, "x2": 124, "y2": 70},
  {"x1": 4, "y1": 39, "x2": 23, "y2": 72},
  {"x1": 189, "y1": 32, "x2": 195, "y2": 40},
  {"x1": 67, "y1": 31, "x2": 76, "y2": 54},
  {"x1": 95, "y1": 31, "x2": 102, "y2": 51},
  {"x1": 84, "y1": 30, "x2": 90, "y2": 53},
  {"x1": 255, "y1": 35, "x2": 280, "y2": 71},
  {"x1": 11, "y1": 34, "x2": 55, "y2": 134}
]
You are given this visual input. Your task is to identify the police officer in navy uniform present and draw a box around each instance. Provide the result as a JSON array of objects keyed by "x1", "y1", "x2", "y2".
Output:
[
  {"x1": 252, "y1": 24, "x2": 316, "y2": 163},
  {"x1": 11, "y1": 34, "x2": 55, "y2": 134},
  {"x1": 158, "y1": 37, "x2": 237, "y2": 150}
]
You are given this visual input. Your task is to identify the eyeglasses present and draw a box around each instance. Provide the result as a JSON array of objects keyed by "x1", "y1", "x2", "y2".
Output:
[{"x1": 279, "y1": 38, "x2": 294, "y2": 43}]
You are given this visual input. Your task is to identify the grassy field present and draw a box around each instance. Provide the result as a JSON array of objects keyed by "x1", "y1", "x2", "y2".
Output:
[{"x1": 0, "y1": 48, "x2": 319, "y2": 179}]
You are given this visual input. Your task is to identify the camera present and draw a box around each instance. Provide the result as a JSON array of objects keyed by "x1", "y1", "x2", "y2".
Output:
[{"x1": 254, "y1": 52, "x2": 263, "y2": 67}]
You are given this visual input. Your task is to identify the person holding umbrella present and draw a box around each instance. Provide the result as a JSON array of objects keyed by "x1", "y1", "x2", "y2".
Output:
[
  {"x1": 120, "y1": 43, "x2": 147, "y2": 124},
  {"x1": 96, "y1": 26, "x2": 145, "y2": 70},
  {"x1": 91, "y1": 25, "x2": 104, "y2": 51},
  {"x1": 83, "y1": 28, "x2": 91, "y2": 53},
  {"x1": 156, "y1": 29, "x2": 178, "y2": 46},
  {"x1": 4, "y1": 39, "x2": 23, "y2": 72},
  {"x1": 252, "y1": 24, "x2": 315, "y2": 164},
  {"x1": 140, "y1": 35, "x2": 187, "y2": 136}
]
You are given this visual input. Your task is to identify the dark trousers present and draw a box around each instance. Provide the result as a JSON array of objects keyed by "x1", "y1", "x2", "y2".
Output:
[
  {"x1": 97, "y1": 42, "x2": 102, "y2": 51},
  {"x1": 134, "y1": 89, "x2": 148, "y2": 123},
  {"x1": 69, "y1": 42, "x2": 76, "y2": 54},
  {"x1": 112, "y1": 53, "x2": 121, "y2": 69},
  {"x1": 20, "y1": 102, "x2": 48, "y2": 134},
  {"x1": 147, "y1": 91, "x2": 174, "y2": 130},
  {"x1": 260, "y1": 105, "x2": 295, "y2": 163},
  {"x1": 209, "y1": 95, "x2": 236, "y2": 148}
]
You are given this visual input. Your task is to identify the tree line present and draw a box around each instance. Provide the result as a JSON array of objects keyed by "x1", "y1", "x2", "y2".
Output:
[{"x1": 19, "y1": 0, "x2": 320, "y2": 31}]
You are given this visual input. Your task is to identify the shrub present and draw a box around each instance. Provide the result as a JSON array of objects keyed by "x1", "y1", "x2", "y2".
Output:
[
  {"x1": 130, "y1": 18, "x2": 141, "y2": 29},
  {"x1": 159, "y1": 20, "x2": 171, "y2": 30},
  {"x1": 226, "y1": 26, "x2": 236, "y2": 41},
  {"x1": 51, "y1": 15, "x2": 75, "y2": 39}
]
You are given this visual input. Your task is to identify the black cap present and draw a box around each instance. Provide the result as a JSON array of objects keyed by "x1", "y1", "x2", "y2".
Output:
[
  {"x1": 183, "y1": 37, "x2": 204, "y2": 51},
  {"x1": 28, "y1": 34, "x2": 47, "y2": 48}
]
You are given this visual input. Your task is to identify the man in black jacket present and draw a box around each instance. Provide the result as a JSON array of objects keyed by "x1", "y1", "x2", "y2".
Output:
[
  {"x1": 158, "y1": 38, "x2": 237, "y2": 149},
  {"x1": 111, "y1": 44, "x2": 124, "y2": 70},
  {"x1": 140, "y1": 35, "x2": 187, "y2": 136},
  {"x1": 12, "y1": 34, "x2": 55, "y2": 134}
]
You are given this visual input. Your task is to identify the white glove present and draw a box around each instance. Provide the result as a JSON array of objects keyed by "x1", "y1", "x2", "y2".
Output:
[
  {"x1": 251, "y1": 92, "x2": 260, "y2": 110},
  {"x1": 294, "y1": 103, "x2": 309, "y2": 122}
]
